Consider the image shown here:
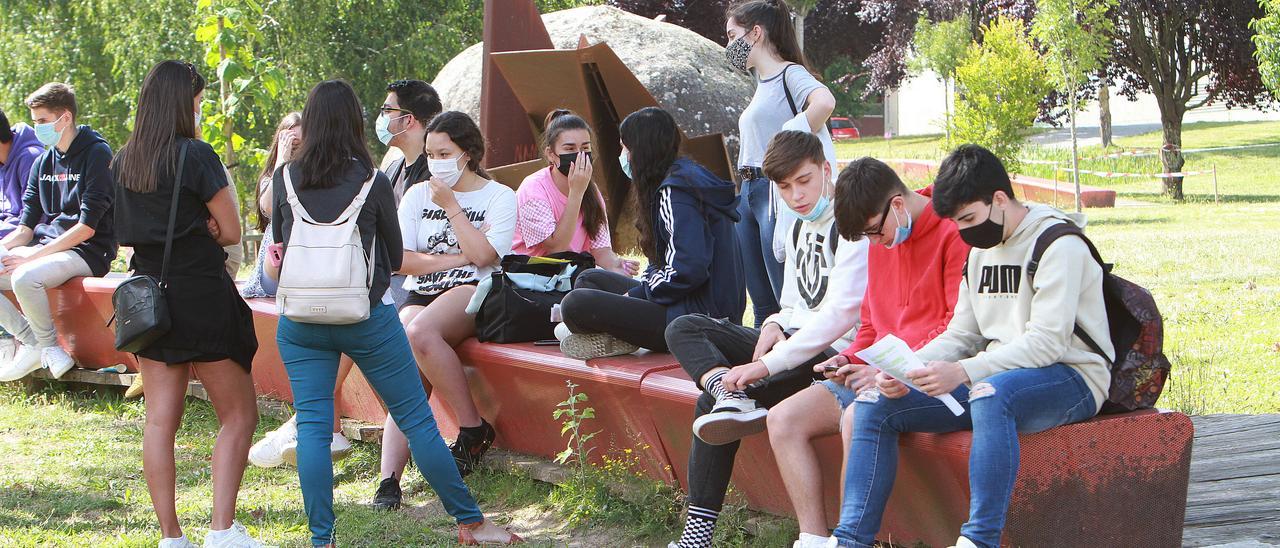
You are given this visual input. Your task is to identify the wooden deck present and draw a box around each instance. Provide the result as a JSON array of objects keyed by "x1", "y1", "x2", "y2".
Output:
[
  {"x1": 1184, "y1": 414, "x2": 1280, "y2": 547},
  {"x1": 26, "y1": 370, "x2": 1280, "y2": 546}
]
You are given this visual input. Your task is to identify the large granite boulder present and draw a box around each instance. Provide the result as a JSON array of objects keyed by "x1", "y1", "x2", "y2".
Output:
[{"x1": 431, "y1": 5, "x2": 753, "y2": 162}]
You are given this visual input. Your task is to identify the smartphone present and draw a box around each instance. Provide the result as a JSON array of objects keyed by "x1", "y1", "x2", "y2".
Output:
[
  {"x1": 534, "y1": 339, "x2": 561, "y2": 346},
  {"x1": 267, "y1": 243, "x2": 284, "y2": 268},
  {"x1": 822, "y1": 364, "x2": 842, "y2": 373}
]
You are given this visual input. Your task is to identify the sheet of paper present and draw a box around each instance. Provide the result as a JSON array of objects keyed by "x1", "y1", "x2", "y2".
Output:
[{"x1": 854, "y1": 334, "x2": 966, "y2": 416}]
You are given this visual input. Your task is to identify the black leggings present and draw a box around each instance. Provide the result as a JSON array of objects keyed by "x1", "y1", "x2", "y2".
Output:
[{"x1": 560, "y1": 269, "x2": 670, "y2": 352}]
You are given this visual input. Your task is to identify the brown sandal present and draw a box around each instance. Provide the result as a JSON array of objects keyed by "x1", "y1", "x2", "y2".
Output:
[{"x1": 457, "y1": 520, "x2": 522, "y2": 545}]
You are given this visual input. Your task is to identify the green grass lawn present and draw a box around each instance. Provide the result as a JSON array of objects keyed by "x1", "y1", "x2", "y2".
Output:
[
  {"x1": 838, "y1": 121, "x2": 1280, "y2": 414},
  {"x1": 0, "y1": 384, "x2": 796, "y2": 547}
]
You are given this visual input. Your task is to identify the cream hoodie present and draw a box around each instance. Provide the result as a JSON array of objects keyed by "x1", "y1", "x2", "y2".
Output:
[{"x1": 916, "y1": 204, "x2": 1113, "y2": 412}]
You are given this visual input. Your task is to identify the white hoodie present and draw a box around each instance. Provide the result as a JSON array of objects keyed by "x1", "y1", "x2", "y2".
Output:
[
  {"x1": 760, "y1": 207, "x2": 869, "y2": 375},
  {"x1": 916, "y1": 204, "x2": 1113, "y2": 412}
]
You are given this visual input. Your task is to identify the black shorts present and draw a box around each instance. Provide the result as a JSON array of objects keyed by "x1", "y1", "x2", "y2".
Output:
[{"x1": 399, "y1": 281, "x2": 478, "y2": 311}]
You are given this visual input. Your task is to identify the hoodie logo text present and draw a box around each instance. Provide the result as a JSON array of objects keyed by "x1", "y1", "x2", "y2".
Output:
[{"x1": 977, "y1": 265, "x2": 1021, "y2": 295}]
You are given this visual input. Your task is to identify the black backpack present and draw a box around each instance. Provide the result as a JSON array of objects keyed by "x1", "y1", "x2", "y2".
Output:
[{"x1": 1026, "y1": 222, "x2": 1172, "y2": 414}]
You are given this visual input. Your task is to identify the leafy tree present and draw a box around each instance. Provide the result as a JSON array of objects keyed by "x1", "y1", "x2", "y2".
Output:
[
  {"x1": 911, "y1": 13, "x2": 972, "y2": 141},
  {"x1": 950, "y1": 16, "x2": 1050, "y2": 169},
  {"x1": 1110, "y1": 0, "x2": 1270, "y2": 200},
  {"x1": 1032, "y1": 0, "x2": 1115, "y2": 212},
  {"x1": 1252, "y1": 0, "x2": 1280, "y2": 97}
]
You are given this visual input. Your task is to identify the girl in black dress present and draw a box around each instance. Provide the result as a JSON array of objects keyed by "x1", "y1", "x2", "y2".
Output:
[{"x1": 112, "y1": 60, "x2": 263, "y2": 548}]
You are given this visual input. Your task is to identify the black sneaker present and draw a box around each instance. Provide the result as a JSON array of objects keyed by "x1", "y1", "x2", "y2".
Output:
[
  {"x1": 449, "y1": 420, "x2": 496, "y2": 477},
  {"x1": 370, "y1": 477, "x2": 402, "y2": 510}
]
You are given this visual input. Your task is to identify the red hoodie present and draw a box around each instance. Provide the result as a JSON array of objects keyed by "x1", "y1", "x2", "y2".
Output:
[{"x1": 841, "y1": 187, "x2": 970, "y2": 363}]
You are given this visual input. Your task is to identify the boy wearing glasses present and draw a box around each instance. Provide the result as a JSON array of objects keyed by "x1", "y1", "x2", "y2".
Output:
[{"x1": 766, "y1": 157, "x2": 969, "y2": 547}]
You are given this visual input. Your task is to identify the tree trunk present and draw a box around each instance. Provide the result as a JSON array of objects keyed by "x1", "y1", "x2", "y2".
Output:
[
  {"x1": 217, "y1": 16, "x2": 234, "y2": 167},
  {"x1": 793, "y1": 6, "x2": 807, "y2": 52},
  {"x1": 1070, "y1": 92, "x2": 1082, "y2": 213},
  {"x1": 1160, "y1": 116, "x2": 1185, "y2": 200},
  {"x1": 1098, "y1": 83, "x2": 1113, "y2": 148},
  {"x1": 944, "y1": 76, "x2": 952, "y2": 143}
]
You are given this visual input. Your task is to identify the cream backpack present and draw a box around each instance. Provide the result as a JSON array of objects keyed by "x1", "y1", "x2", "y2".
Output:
[{"x1": 276, "y1": 168, "x2": 377, "y2": 324}]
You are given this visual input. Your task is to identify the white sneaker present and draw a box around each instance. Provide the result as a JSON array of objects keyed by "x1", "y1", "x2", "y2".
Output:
[
  {"x1": 281, "y1": 432, "x2": 353, "y2": 466},
  {"x1": 203, "y1": 521, "x2": 269, "y2": 548},
  {"x1": 159, "y1": 535, "x2": 197, "y2": 548},
  {"x1": 949, "y1": 536, "x2": 980, "y2": 548},
  {"x1": 692, "y1": 397, "x2": 768, "y2": 446},
  {"x1": 560, "y1": 332, "x2": 639, "y2": 360},
  {"x1": 41, "y1": 346, "x2": 76, "y2": 379},
  {"x1": 794, "y1": 533, "x2": 833, "y2": 548},
  {"x1": 248, "y1": 417, "x2": 296, "y2": 468},
  {"x1": 553, "y1": 322, "x2": 571, "y2": 342},
  {"x1": 824, "y1": 537, "x2": 840, "y2": 548},
  {"x1": 0, "y1": 345, "x2": 43, "y2": 382},
  {"x1": 0, "y1": 336, "x2": 16, "y2": 364}
]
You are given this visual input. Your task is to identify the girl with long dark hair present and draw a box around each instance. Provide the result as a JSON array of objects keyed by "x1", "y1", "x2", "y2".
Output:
[
  {"x1": 510, "y1": 109, "x2": 636, "y2": 274},
  {"x1": 379, "y1": 111, "x2": 517, "y2": 488},
  {"x1": 268, "y1": 83, "x2": 517, "y2": 546},
  {"x1": 724, "y1": 0, "x2": 837, "y2": 328},
  {"x1": 557, "y1": 107, "x2": 744, "y2": 360},
  {"x1": 112, "y1": 60, "x2": 263, "y2": 548}
]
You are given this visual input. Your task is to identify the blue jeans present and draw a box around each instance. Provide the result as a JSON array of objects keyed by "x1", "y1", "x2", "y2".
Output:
[
  {"x1": 735, "y1": 177, "x2": 784, "y2": 327},
  {"x1": 833, "y1": 364, "x2": 1097, "y2": 548},
  {"x1": 277, "y1": 304, "x2": 483, "y2": 546}
]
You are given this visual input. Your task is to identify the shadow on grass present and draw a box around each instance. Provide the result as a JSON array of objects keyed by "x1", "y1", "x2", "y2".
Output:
[
  {"x1": 1115, "y1": 192, "x2": 1280, "y2": 204},
  {"x1": 1087, "y1": 216, "x2": 1173, "y2": 227},
  {"x1": 0, "y1": 476, "x2": 131, "y2": 533}
]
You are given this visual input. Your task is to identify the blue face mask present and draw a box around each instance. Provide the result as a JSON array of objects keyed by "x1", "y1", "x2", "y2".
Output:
[
  {"x1": 619, "y1": 151, "x2": 632, "y2": 180},
  {"x1": 34, "y1": 113, "x2": 66, "y2": 147},
  {"x1": 375, "y1": 113, "x2": 408, "y2": 146},
  {"x1": 887, "y1": 204, "x2": 913, "y2": 248},
  {"x1": 797, "y1": 194, "x2": 831, "y2": 222},
  {"x1": 790, "y1": 175, "x2": 831, "y2": 222}
]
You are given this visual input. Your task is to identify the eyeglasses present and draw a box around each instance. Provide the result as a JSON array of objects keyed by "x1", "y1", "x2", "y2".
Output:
[
  {"x1": 854, "y1": 194, "x2": 901, "y2": 238},
  {"x1": 379, "y1": 106, "x2": 412, "y2": 116}
]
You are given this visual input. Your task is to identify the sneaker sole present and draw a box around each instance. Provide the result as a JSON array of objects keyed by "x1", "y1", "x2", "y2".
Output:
[
  {"x1": 692, "y1": 407, "x2": 769, "y2": 446},
  {"x1": 560, "y1": 333, "x2": 639, "y2": 361},
  {"x1": 280, "y1": 445, "x2": 352, "y2": 466},
  {"x1": 47, "y1": 362, "x2": 75, "y2": 379}
]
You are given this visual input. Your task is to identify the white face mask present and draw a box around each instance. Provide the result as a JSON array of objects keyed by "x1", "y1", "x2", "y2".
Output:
[{"x1": 428, "y1": 155, "x2": 466, "y2": 188}]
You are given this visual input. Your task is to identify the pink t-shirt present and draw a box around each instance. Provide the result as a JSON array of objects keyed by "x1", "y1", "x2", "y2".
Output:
[{"x1": 511, "y1": 167, "x2": 612, "y2": 256}]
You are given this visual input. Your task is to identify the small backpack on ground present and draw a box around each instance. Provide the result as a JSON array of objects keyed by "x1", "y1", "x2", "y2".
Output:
[
  {"x1": 276, "y1": 169, "x2": 377, "y2": 325},
  {"x1": 1026, "y1": 222, "x2": 1172, "y2": 414}
]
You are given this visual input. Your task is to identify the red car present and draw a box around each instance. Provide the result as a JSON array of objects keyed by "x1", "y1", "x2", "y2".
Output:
[{"x1": 829, "y1": 117, "x2": 861, "y2": 140}]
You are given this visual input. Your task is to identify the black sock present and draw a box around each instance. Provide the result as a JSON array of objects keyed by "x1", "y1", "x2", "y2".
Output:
[
  {"x1": 459, "y1": 420, "x2": 489, "y2": 438},
  {"x1": 677, "y1": 505, "x2": 718, "y2": 548}
]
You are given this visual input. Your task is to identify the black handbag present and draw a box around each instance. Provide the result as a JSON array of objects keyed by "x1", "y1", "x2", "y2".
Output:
[
  {"x1": 474, "y1": 252, "x2": 594, "y2": 343},
  {"x1": 111, "y1": 140, "x2": 189, "y2": 353}
]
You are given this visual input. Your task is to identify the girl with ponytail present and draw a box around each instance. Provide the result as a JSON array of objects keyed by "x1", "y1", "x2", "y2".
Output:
[{"x1": 723, "y1": 0, "x2": 837, "y2": 329}]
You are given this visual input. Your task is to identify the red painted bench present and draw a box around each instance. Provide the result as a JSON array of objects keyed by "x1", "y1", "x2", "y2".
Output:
[{"x1": 24, "y1": 278, "x2": 1192, "y2": 547}]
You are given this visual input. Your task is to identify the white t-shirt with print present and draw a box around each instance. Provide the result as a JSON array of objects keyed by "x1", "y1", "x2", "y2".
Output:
[{"x1": 397, "y1": 180, "x2": 517, "y2": 295}]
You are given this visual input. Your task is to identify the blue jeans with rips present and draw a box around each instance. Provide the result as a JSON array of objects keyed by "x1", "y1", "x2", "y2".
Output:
[{"x1": 832, "y1": 364, "x2": 1097, "y2": 548}]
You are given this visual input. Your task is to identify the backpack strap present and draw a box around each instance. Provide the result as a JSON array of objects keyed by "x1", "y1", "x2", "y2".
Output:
[
  {"x1": 1026, "y1": 221, "x2": 1115, "y2": 363},
  {"x1": 791, "y1": 218, "x2": 803, "y2": 250},
  {"x1": 829, "y1": 221, "x2": 840, "y2": 255},
  {"x1": 159, "y1": 140, "x2": 190, "y2": 284},
  {"x1": 781, "y1": 63, "x2": 799, "y2": 116},
  {"x1": 283, "y1": 168, "x2": 377, "y2": 226}
]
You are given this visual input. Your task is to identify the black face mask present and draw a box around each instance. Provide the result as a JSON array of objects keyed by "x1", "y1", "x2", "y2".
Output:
[
  {"x1": 556, "y1": 151, "x2": 591, "y2": 176},
  {"x1": 958, "y1": 203, "x2": 1006, "y2": 249}
]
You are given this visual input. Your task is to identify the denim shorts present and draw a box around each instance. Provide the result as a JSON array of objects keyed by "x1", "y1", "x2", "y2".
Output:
[{"x1": 820, "y1": 378, "x2": 859, "y2": 410}]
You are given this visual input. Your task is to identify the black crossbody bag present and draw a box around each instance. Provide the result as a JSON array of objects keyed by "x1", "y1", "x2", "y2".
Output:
[{"x1": 111, "y1": 140, "x2": 189, "y2": 353}]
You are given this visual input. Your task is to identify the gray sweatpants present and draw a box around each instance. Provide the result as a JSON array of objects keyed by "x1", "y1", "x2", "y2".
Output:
[{"x1": 0, "y1": 250, "x2": 92, "y2": 347}]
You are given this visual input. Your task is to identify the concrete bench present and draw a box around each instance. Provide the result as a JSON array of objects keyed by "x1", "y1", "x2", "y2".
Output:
[{"x1": 17, "y1": 277, "x2": 1193, "y2": 547}]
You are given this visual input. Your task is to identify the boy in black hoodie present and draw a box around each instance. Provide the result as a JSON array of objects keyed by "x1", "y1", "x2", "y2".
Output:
[{"x1": 0, "y1": 83, "x2": 116, "y2": 382}]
